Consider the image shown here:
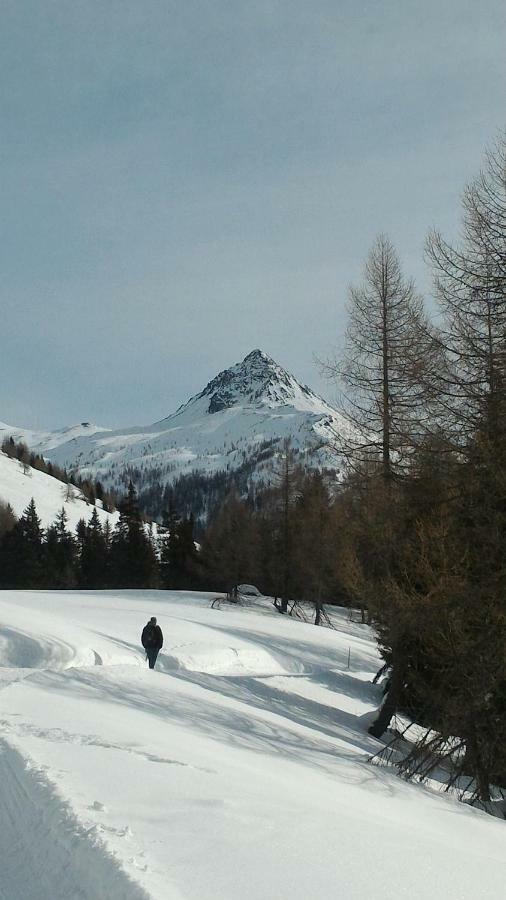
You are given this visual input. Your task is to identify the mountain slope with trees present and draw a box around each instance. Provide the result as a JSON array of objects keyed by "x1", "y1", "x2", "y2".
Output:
[
  {"x1": 0, "y1": 444, "x2": 117, "y2": 531},
  {"x1": 1, "y1": 351, "x2": 349, "y2": 522}
]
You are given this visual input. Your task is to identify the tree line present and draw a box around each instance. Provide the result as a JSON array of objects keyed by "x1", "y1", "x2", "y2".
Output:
[
  {"x1": 317, "y1": 132, "x2": 506, "y2": 805},
  {"x1": 0, "y1": 483, "x2": 197, "y2": 592},
  {"x1": 198, "y1": 449, "x2": 353, "y2": 619},
  {"x1": 1, "y1": 436, "x2": 117, "y2": 511},
  {"x1": 0, "y1": 457, "x2": 348, "y2": 614}
]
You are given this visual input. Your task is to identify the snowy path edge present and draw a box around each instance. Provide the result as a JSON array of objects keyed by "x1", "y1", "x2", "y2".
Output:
[{"x1": 0, "y1": 736, "x2": 153, "y2": 900}]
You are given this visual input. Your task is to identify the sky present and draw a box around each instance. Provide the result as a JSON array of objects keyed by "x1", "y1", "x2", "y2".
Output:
[{"x1": 1, "y1": 0, "x2": 505, "y2": 429}]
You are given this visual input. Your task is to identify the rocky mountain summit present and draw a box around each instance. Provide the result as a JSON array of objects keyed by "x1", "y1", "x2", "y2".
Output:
[
  {"x1": 192, "y1": 349, "x2": 316, "y2": 413},
  {"x1": 2, "y1": 351, "x2": 349, "y2": 519}
]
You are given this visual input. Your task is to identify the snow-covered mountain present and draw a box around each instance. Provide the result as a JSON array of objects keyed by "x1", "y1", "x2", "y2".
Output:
[
  {"x1": 1, "y1": 351, "x2": 347, "y2": 497},
  {"x1": 0, "y1": 420, "x2": 110, "y2": 454},
  {"x1": 0, "y1": 451, "x2": 118, "y2": 530}
]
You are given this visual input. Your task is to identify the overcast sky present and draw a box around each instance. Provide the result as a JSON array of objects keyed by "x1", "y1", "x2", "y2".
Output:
[{"x1": 1, "y1": 1, "x2": 505, "y2": 428}]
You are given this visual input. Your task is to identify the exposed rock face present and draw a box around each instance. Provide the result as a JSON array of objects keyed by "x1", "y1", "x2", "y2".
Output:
[
  {"x1": 204, "y1": 350, "x2": 297, "y2": 411},
  {"x1": 177, "y1": 349, "x2": 319, "y2": 416}
]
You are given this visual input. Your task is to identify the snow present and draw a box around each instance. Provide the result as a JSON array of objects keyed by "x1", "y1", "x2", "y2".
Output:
[
  {"x1": 0, "y1": 420, "x2": 110, "y2": 452},
  {"x1": 0, "y1": 450, "x2": 118, "y2": 530},
  {"x1": 0, "y1": 351, "x2": 351, "y2": 490},
  {"x1": 1, "y1": 589, "x2": 505, "y2": 900},
  {"x1": 0, "y1": 739, "x2": 149, "y2": 900}
]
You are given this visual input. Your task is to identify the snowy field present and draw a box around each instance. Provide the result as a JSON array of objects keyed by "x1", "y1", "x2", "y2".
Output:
[{"x1": 1, "y1": 590, "x2": 505, "y2": 900}]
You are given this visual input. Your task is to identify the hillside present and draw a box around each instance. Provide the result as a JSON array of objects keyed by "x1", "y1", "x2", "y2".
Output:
[
  {"x1": 0, "y1": 420, "x2": 110, "y2": 452},
  {"x1": 0, "y1": 451, "x2": 118, "y2": 530},
  {"x1": 0, "y1": 589, "x2": 505, "y2": 900},
  {"x1": 1, "y1": 352, "x2": 349, "y2": 506}
]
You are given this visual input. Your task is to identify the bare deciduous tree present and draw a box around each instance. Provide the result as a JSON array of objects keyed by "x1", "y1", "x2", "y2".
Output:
[
  {"x1": 427, "y1": 132, "x2": 506, "y2": 450},
  {"x1": 322, "y1": 234, "x2": 440, "y2": 480}
]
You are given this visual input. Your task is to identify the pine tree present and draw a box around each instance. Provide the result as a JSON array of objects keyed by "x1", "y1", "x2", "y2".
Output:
[
  {"x1": 45, "y1": 507, "x2": 77, "y2": 588},
  {"x1": 160, "y1": 498, "x2": 180, "y2": 589},
  {"x1": 0, "y1": 501, "x2": 16, "y2": 539},
  {"x1": 110, "y1": 481, "x2": 157, "y2": 587},
  {"x1": 0, "y1": 498, "x2": 45, "y2": 588},
  {"x1": 174, "y1": 514, "x2": 198, "y2": 589},
  {"x1": 79, "y1": 508, "x2": 109, "y2": 588}
]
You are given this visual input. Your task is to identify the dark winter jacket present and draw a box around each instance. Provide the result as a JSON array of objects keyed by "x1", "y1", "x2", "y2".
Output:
[{"x1": 141, "y1": 622, "x2": 163, "y2": 650}]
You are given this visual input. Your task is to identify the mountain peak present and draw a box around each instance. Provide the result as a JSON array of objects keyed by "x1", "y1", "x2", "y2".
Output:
[
  {"x1": 199, "y1": 349, "x2": 309, "y2": 414},
  {"x1": 242, "y1": 348, "x2": 275, "y2": 365}
]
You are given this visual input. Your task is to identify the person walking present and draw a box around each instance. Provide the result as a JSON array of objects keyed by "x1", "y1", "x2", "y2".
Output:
[{"x1": 141, "y1": 616, "x2": 163, "y2": 669}]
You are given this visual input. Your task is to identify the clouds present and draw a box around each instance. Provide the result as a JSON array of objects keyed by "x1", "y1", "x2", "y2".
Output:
[{"x1": 1, "y1": 1, "x2": 505, "y2": 426}]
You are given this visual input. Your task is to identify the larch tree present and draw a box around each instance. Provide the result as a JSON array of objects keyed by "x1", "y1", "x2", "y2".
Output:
[
  {"x1": 366, "y1": 136, "x2": 506, "y2": 791},
  {"x1": 322, "y1": 235, "x2": 441, "y2": 738},
  {"x1": 426, "y1": 132, "x2": 506, "y2": 452},
  {"x1": 292, "y1": 473, "x2": 338, "y2": 624},
  {"x1": 200, "y1": 488, "x2": 259, "y2": 593},
  {"x1": 323, "y1": 234, "x2": 440, "y2": 481},
  {"x1": 272, "y1": 440, "x2": 302, "y2": 613}
]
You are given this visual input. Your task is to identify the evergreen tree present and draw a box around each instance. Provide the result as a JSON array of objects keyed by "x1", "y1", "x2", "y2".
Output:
[
  {"x1": 79, "y1": 508, "x2": 109, "y2": 588},
  {"x1": 75, "y1": 517, "x2": 87, "y2": 553},
  {"x1": 0, "y1": 498, "x2": 45, "y2": 588},
  {"x1": 110, "y1": 481, "x2": 158, "y2": 587},
  {"x1": 45, "y1": 508, "x2": 77, "y2": 588},
  {"x1": 160, "y1": 498, "x2": 180, "y2": 588},
  {"x1": 173, "y1": 514, "x2": 198, "y2": 589},
  {"x1": 0, "y1": 501, "x2": 16, "y2": 539}
]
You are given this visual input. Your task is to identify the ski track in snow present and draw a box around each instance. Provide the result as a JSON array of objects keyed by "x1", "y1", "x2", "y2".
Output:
[
  {"x1": 0, "y1": 711, "x2": 215, "y2": 776},
  {"x1": 1, "y1": 590, "x2": 506, "y2": 900}
]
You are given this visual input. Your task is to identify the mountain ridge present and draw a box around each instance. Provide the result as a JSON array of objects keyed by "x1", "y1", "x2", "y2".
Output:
[{"x1": 1, "y1": 351, "x2": 348, "y2": 516}]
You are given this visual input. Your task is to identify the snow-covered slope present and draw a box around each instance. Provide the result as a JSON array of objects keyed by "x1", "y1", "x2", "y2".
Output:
[
  {"x1": 2, "y1": 351, "x2": 348, "y2": 491},
  {"x1": 0, "y1": 420, "x2": 110, "y2": 452},
  {"x1": 0, "y1": 451, "x2": 118, "y2": 530},
  {"x1": 0, "y1": 590, "x2": 505, "y2": 900}
]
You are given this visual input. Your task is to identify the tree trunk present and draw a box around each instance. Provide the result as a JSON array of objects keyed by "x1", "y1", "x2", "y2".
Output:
[
  {"x1": 381, "y1": 260, "x2": 391, "y2": 482},
  {"x1": 368, "y1": 661, "x2": 403, "y2": 738}
]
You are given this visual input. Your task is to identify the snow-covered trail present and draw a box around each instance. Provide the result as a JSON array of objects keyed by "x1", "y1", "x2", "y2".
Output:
[
  {"x1": 1, "y1": 590, "x2": 506, "y2": 900},
  {"x1": 0, "y1": 739, "x2": 150, "y2": 900}
]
